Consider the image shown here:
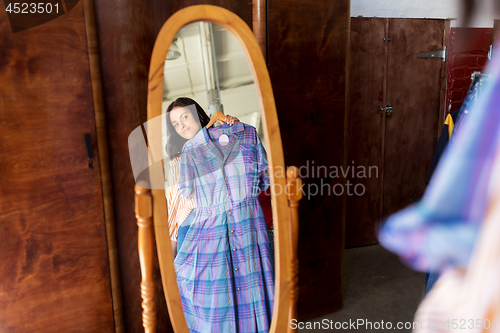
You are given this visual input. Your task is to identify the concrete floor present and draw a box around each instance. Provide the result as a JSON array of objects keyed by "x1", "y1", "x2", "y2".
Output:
[{"x1": 298, "y1": 244, "x2": 426, "y2": 332}]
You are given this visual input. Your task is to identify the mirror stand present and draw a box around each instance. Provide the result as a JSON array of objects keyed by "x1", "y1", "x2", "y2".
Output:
[
  {"x1": 135, "y1": 4, "x2": 302, "y2": 333},
  {"x1": 135, "y1": 168, "x2": 301, "y2": 333}
]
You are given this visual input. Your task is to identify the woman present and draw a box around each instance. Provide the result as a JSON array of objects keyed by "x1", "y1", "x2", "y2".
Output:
[{"x1": 165, "y1": 97, "x2": 239, "y2": 257}]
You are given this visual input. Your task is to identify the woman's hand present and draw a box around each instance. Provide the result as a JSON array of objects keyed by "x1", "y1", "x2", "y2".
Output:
[{"x1": 216, "y1": 114, "x2": 239, "y2": 126}]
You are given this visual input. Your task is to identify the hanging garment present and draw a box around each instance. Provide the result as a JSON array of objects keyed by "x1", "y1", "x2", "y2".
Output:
[
  {"x1": 377, "y1": 51, "x2": 500, "y2": 274},
  {"x1": 424, "y1": 73, "x2": 489, "y2": 292},
  {"x1": 425, "y1": 109, "x2": 460, "y2": 185},
  {"x1": 425, "y1": 109, "x2": 459, "y2": 293},
  {"x1": 175, "y1": 122, "x2": 274, "y2": 333},
  {"x1": 426, "y1": 71, "x2": 488, "y2": 186}
]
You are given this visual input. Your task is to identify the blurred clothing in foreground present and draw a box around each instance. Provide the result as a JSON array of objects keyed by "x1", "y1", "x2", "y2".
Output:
[
  {"x1": 378, "y1": 52, "x2": 500, "y2": 272},
  {"x1": 378, "y1": 43, "x2": 500, "y2": 332}
]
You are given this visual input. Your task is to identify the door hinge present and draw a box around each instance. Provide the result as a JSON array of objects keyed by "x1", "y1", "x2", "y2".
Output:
[{"x1": 417, "y1": 46, "x2": 447, "y2": 62}]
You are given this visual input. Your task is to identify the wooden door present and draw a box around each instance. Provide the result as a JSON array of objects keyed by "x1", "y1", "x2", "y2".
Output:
[
  {"x1": 268, "y1": 0, "x2": 349, "y2": 320},
  {"x1": 383, "y1": 19, "x2": 446, "y2": 218},
  {"x1": 345, "y1": 18, "x2": 386, "y2": 248},
  {"x1": 346, "y1": 18, "x2": 447, "y2": 248},
  {"x1": 0, "y1": 3, "x2": 115, "y2": 332}
]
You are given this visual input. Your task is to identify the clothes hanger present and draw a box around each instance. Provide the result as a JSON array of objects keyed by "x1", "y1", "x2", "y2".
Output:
[{"x1": 206, "y1": 111, "x2": 226, "y2": 129}]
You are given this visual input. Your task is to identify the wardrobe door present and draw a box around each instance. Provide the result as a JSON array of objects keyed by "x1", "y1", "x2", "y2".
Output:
[
  {"x1": 268, "y1": 0, "x2": 349, "y2": 320},
  {"x1": 94, "y1": 0, "x2": 253, "y2": 330},
  {"x1": 345, "y1": 18, "x2": 386, "y2": 248},
  {"x1": 0, "y1": 3, "x2": 115, "y2": 332},
  {"x1": 346, "y1": 18, "x2": 447, "y2": 248},
  {"x1": 383, "y1": 19, "x2": 447, "y2": 218}
]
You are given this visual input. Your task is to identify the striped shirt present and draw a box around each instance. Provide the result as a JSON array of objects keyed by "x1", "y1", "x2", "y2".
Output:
[{"x1": 167, "y1": 156, "x2": 196, "y2": 241}]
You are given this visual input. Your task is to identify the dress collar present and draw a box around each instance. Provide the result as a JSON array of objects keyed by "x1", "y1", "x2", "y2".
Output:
[{"x1": 189, "y1": 121, "x2": 245, "y2": 148}]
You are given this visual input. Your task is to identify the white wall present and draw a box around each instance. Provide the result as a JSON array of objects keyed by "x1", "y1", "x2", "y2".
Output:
[{"x1": 351, "y1": 0, "x2": 498, "y2": 27}]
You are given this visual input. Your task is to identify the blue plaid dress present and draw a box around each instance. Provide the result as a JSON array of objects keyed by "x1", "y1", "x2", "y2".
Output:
[{"x1": 175, "y1": 122, "x2": 274, "y2": 333}]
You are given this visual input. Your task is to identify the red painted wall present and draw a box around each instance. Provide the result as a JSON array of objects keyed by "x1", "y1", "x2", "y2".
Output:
[{"x1": 446, "y1": 28, "x2": 492, "y2": 113}]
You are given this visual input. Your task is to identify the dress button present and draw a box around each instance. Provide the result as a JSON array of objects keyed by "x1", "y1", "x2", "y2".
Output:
[
  {"x1": 229, "y1": 212, "x2": 232, "y2": 215},
  {"x1": 237, "y1": 288, "x2": 240, "y2": 291},
  {"x1": 231, "y1": 230, "x2": 234, "y2": 233},
  {"x1": 235, "y1": 268, "x2": 238, "y2": 271},
  {"x1": 233, "y1": 248, "x2": 236, "y2": 251}
]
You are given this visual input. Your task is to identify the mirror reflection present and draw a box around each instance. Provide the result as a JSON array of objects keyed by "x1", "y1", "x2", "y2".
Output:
[{"x1": 161, "y1": 22, "x2": 274, "y2": 332}]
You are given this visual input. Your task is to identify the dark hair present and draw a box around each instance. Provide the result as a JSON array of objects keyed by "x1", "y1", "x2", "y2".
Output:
[{"x1": 165, "y1": 97, "x2": 211, "y2": 159}]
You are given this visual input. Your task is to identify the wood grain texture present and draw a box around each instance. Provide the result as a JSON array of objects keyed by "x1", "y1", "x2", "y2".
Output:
[
  {"x1": 93, "y1": 1, "x2": 252, "y2": 331},
  {"x1": 82, "y1": 0, "x2": 124, "y2": 330},
  {"x1": 346, "y1": 18, "x2": 447, "y2": 248},
  {"x1": 92, "y1": 0, "x2": 172, "y2": 330},
  {"x1": 383, "y1": 19, "x2": 445, "y2": 218},
  {"x1": 0, "y1": 2, "x2": 114, "y2": 332},
  {"x1": 268, "y1": 0, "x2": 349, "y2": 320},
  {"x1": 147, "y1": 5, "x2": 294, "y2": 333},
  {"x1": 345, "y1": 18, "x2": 386, "y2": 248},
  {"x1": 253, "y1": 0, "x2": 266, "y2": 58}
]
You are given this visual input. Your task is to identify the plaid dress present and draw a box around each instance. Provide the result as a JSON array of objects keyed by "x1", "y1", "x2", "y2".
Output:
[{"x1": 175, "y1": 122, "x2": 274, "y2": 333}]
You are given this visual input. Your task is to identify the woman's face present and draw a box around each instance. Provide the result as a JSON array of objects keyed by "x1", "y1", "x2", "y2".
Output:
[{"x1": 169, "y1": 106, "x2": 202, "y2": 140}]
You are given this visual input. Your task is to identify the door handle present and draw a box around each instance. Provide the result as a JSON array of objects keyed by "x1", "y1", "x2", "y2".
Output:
[
  {"x1": 380, "y1": 105, "x2": 394, "y2": 117},
  {"x1": 385, "y1": 105, "x2": 394, "y2": 117}
]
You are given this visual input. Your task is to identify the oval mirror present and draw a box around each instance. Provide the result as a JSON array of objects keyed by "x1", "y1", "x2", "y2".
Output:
[{"x1": 144, "y1": 5, "x2": 298, "y2": 333}]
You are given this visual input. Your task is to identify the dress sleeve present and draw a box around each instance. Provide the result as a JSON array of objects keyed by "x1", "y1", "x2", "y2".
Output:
[{"x1": 256, "y1": 133, "x2": 270, "y2": 191}]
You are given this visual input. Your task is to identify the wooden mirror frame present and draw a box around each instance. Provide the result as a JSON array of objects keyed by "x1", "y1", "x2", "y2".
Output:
[{"x1": 144, "y1": 5, "x2": 298, "y2": 333}]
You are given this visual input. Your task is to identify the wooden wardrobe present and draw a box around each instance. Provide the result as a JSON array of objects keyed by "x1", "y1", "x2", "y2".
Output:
[
  {"x1": 0, "y1": 0, "x2": 350, "y2": 331},
  {"x1": 0, "y1": 0, "x2": 119, "y2": 331},
  {"x1": 345, "y1": 18, "x2": 449, "y2": 248}
]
